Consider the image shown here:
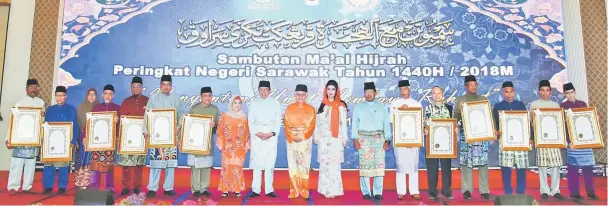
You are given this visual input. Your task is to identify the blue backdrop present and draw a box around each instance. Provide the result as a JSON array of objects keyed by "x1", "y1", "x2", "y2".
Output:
[{"x1": 58, "y1": 0, "x2": 569, "y2": 169}]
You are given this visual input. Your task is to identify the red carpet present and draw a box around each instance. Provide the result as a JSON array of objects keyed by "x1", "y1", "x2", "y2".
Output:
[{"x1": 0, "y1": 168, "x2": 606, "y2": 205}]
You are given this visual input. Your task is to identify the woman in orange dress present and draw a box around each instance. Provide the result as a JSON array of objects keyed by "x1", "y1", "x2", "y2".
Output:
[{"x1": 217, "y1": 96, "x2": 250, "y2": 197}]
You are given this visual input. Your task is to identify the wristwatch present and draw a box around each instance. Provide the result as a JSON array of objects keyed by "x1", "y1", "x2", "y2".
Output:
[{"x1": 271, "y1": 132, "x2": 276, "y2": 136}]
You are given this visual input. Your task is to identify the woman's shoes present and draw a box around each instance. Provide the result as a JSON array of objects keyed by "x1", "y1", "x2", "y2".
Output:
[
  {"x1": 221, "y1": 192, "x2": 242, "y2": 197},
  {"x1": 222, "y1": 192, "x2": 229, "y2": 197}
]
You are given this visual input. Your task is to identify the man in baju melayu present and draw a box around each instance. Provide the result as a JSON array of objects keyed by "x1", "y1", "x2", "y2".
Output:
[
  {"x1": 5, "y1": 79, "x2": 45, "y2": 196},
  {"x1": 283, "y1": 84, "x2": 316, "y2": 200},
  {"x1": 351, "y1": 82, "x2": 391, "y2": 200},
  {"x1": 389, "y1": 80, "x2": 422, "y2": 200}
]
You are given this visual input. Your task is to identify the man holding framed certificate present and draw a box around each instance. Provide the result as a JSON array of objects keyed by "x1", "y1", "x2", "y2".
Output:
[
  {"x1": 5, "y1": 79, "x2": 45, "y2": 196},
  {"x1": 492, "y1": 81, "x2": 530, "y2": 195},
  {"x1": 453, "y1": 75, "x2": 491, "y2": 200},
  {"x1": 85, "y1": 84, "x2": 120, "y2": 192},
  {"x1": 42, "y1": 86, "x2": 80, "y2": 195},
  {"x1": 529, "y1": 80, "x2": 565, "y2": 200},
  {"x1": 118, "y1": 76, "x2": 149, "y2": 195},
  {"x1": 560, "y1": 83, "x2": 599, "y2": 200},
  {"x1": 186, "y1": 86, "x2": 219, "y2": 197},
  {"x1": 423, "y1": 86, "x2": 455, "y2": 201},
  {"x1": 143, "y1": 75, "x2": 183, "y2": 197},
  {"x1": 389, "y1": 80, "x2": 422, "y2": 200}
]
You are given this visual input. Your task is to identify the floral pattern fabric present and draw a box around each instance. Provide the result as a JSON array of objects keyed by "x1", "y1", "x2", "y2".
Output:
[
  {"x1": 315, "y1": 106, "x2": 347, "y2": 197},
  {"x1": 216, "y1": 113, "x2": 250, "y2": 192},
  {"x1": 358, "y1": 131, "x2": 386, "y2": 177}
]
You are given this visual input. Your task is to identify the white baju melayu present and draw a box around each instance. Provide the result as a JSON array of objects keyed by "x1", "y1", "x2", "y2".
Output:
[
  {"x1": 390, "y1": 97, "x2": 422, "y2": 195},
  {"x1": 248, "y1": 96, "x2": 282, "y2": 195},
  {"x1": 6, "y1": 96, "x2": 45, "y2": 191}
]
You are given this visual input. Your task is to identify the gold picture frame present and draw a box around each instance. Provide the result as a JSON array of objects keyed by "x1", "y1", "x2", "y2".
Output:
[
  {"x1": 532, "y1": 108, "x2": 567, "y2": 148},
  {"x1": 393, "y1": 107, "x2": 424, "y2": 147},
  {"x1": 564, "y1": 107, "x2": 604, "y2": 149},
  {"x1": 41, "y1": 122, "x2": 73, "y2": 162},
  {"x1": 426, "y1": 118, "x2": 457, "y2": 158},
  {"x1": 85, "y1": 111, "x2": 117, "y2": 151},
  {"x1": 118, "y1": 115, "x2": 147, "y2": 155},
  {"x1": 461, "y1": 100, "x2": 496, "y2": 143},
  {"x1": 499, "y1": 111, "x2": 531, "y2": 151},
  {"x1": 146, "y1": 108, "x2": 177, "y2": 148},
  {"x1": 8, "y1": 106, "x2": 44, "y2": 146},
  {"x1": 180, "y1": 114, "x2": 213, "y2": 155}
]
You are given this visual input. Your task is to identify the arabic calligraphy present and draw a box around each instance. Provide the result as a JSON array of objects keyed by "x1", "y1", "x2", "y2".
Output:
[{"x1": 176, "y1": 19, "x2": 456, "y2": 49}]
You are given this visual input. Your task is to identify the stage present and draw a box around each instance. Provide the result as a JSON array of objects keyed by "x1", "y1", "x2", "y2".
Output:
[{"x1": 0, "y1": 168, "x2": 606, "y2": 205}]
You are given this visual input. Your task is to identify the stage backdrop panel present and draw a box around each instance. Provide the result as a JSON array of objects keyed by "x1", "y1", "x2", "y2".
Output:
[{"x1": 57, "y1": 0, "x2": 568, "y2": 169}]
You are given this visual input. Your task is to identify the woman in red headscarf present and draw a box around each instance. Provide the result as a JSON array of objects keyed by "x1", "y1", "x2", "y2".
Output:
[
  {"x1": 314, "y1": 80, "x2": 348, "y2": 198},
  {"x1": 216, "y1": 96, "x2": 250, "y2": 197}
]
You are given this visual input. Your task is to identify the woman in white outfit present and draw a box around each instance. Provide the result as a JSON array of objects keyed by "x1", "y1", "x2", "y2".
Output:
[{"x1": 315, "y1": 80, "x2": 348, "y2": 198}]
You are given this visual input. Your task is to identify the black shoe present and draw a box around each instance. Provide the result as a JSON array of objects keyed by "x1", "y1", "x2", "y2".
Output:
[
  {"x1": 147, "y1": 191, "x2": 156, "y2": 197},
  {"x1": 588, "y1": 194, "x2": 599, "y2": 200},
  {"x1": 266, "y1": 192, "x2": 278, "y2": 198},
  {"x1": 201, "y1": 191, "x2": 212, "y2": 196},
  {"x1": 463, "y1": 191, "x2": 472, "y2": 200},
  {"x1": 429, "y1": 193, "x2": 439, "y2": 201},
  {"x1": 121, "y1": 189, "x2": 131, "y2": 195},
  {"x1": 442, "y1": 191, "x2": 454, "y2": 199},
  {"x1": 164, "y1": 190, "x2": 176, "y2": 196},
  {"x1": 235, "y1": 193, "x2": 241, "y2": 197},
  {"x1": 481, "y1": 193, "x2": 492, "y2": 200},
  {"x1": 570, "y1": 194, "x2": 583, "y2": 200},
  {"x1": 374, "y1": 195, "x2": 383, "y2": 200},
  {"x1": 541, "y1": 193, "x2": 549, "y2": 200},
  {"x1": 248, "y1": 192, "x2": 260, "y2": 198},
  {"x1": 57, "y1": 188, "x2": 66, "y2": 194},
  {"x1": 193, "y1": 191, "x2": 201, "y2": 197},
  {"x1": 133, "y1": 188, "x2": 141, "y2": 195},
  {"x1": 553, "y1": 193, "x2": 565, "y2": 200},
  {"x1": 222, "y1": 192, "x2": 229, "y2": 197},
  {"x1": 42, "y1": 188, "x2": 52, "y2": 194},
  {"x1": 363, "y1": 194, "x2": 371, "y2": 200}
]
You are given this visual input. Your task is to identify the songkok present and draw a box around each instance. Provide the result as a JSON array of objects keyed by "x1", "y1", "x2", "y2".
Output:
[
  {"x1": 103, "y1": 84, "x2": 114, "y2": 92},
  {"x1": 539, "y1": 80, "x2": 550, "y2": 90},
  {"x1": 55, "y1": 86, "x2": 67, "y2": 93},
  {"x1": 295, "y1": 84, "x2": 308, "y2": 92},
  {"x1": 132, "y1": 76, "x2": 143, "y2": 84},
  {"x1": 398, "y1": 80, "x2": 410, "y2": 87},
  {"x1": 563, "y1": 83, "x2": 575, "y2": 92},
  {"x1": 201, "y1": 87, "x2": 212, "y2": 94},
  {"x1": 502, "y1": 81, "x2": 514, "y2": 88},
  {"x1": 464, "y1": 75, "x2": 476, "y2": 83},
  {"x1": 160, "y1": 75, "x2": 172, "y2": 82},
  {"x1": 325, "y1": 80, "x2": 338, "y2": 88},
  {"x1": 258, "y1": 81, "x2": 270, "y2": 88},
  {"x1": 26, "y1": 79, "x2": 39, "y2": 86},
  {"x1": 364, "y1": 82, "x2": 376, "y2": 91}
]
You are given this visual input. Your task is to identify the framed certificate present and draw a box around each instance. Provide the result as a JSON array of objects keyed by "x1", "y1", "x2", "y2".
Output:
[
  {"x1": 426, "y1": 118, "x2": 457, "y2": 158},
  {"x1": 499, "y1": 111, "x2": 531, "y2": 151},
  {"x1": 461, "y1": 100, "x2": 495, "y2": 143},
  {"x1": 8, "y1": 107, "x2": 44, "y2": 146},
  {"x1": 41, "y1": 122, "x2": 73, "y2": 162},
  {"x1": 118, "y1": 116, "x2": 147, "y2": 155},
  {"x1": 564, "y1": 107, "x2": 604, "y2": 149},
  {"x1": 146, "y1": 108, "x2": 177, "y2": 148},
  {"x1": 532, "y1": 108, "x2": 567, "y2": 148},
  {"x1": 180, "y1": 114, "x2": 213, "y2": 155},
  {"x1": 85, "y1": 111, "x2": 117, "y2": 151},
  {"x1": 393, "y1": 107, "x2": 423, "y2": 147}
]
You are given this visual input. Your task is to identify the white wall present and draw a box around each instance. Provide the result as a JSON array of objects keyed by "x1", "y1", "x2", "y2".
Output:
[
  {"x1": 562, "y1": 0, "x2": 589, "y2": 102},
  {"x1": 0, "y1": 0, "x2": 36, "y2": 171}
]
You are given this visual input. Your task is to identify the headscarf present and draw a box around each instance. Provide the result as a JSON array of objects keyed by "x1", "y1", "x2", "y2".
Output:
[
  {"x1": 226, "y1": 96, "x2": 246, "y2": 119},
  {"x1": 320, "y1": 80, "x2": 346, "y2": 138},
  {"x1": 76, "y1": 88, "x2": 99, "y2": 129}
]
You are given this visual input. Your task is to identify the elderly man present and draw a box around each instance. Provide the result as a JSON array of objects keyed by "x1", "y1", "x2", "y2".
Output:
[
  {"x1": 283, "y1": 84, "x2": 316, "y2": 199},
  {"x1": 352, "y1": 82, "x2": 391, "y2": 200}
]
